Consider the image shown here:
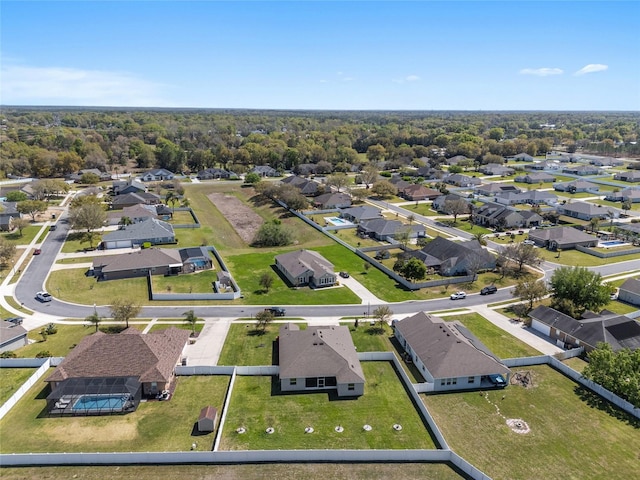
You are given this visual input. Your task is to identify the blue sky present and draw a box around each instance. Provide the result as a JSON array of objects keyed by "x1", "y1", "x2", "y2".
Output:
[{"x1": 1, "y1": 1, "x2": 639, "y2": 110}]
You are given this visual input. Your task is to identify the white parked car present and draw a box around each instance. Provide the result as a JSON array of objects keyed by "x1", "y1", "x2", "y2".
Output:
[
  {"x1": 36, "y1": 291, "x2": 52, "y2": 302},
  {"x1": 523, "y1": 239, "x2": 535, "y2": 246},
  {"x1": 450, "y1": 291, "x2": 467, "y2": 300}
]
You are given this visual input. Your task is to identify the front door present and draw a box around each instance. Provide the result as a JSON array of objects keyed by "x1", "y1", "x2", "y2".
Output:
[{"x1": 318, "y1": 377, "x2": 325, "y2": 388}]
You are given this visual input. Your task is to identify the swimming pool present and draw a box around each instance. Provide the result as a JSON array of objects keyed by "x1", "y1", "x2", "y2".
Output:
[
  {"x1": 599, "y1": 240, "x2": 627, "y2": 248},
  {"x1": 192, "y1": 259, "x2": 208, "y2": 268},
  {"x1": 325, "y1": 216, "x2": 353, "y2": 226},
  {"x1": 72, "y1": 395, "x2": 127, "y2": 412}
]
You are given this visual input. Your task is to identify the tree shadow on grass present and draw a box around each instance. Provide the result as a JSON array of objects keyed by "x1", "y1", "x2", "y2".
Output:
[{"x1": 574, "y1": 385, "x2": 640, "y2": 428}]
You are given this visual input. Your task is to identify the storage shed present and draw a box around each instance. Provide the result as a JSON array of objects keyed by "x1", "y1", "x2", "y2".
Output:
[{"x1": 197, "y1": 405, "x2": 217, "y2": 433}]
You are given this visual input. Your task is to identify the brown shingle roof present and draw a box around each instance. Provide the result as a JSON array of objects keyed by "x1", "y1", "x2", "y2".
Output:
[{"x1": 46, "y1": 327, "x2": 189, "y2": 384}]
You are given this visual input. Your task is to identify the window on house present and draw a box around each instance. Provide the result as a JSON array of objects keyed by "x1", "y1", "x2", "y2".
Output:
[
  {"x1": 289, "y1": 378, "x2": 297, "y2": 386},
  {"x1": 440, "y1": 379, "x2": 445, "y2": 386},
  {"x1": 468, "y1": 376, "x2": 475, "y2": 384},
  {"x1": 348, "y1": 384, "x2": 355, "y2": 391},
  {"x1": 452, "y1": 378, "x2": 457, "y2": 385},
  {"x1": 305, "y1": 377, "x2": 317, "y2": 388},
  {"x1": 446, "y1": 379, "x2": 451, "y2": 385}
]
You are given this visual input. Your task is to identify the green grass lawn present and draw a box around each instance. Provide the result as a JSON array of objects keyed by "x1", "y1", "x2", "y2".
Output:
[
  {"x1": 329, "y1": 227, "x2": 380, "y2": 248},
  {"x1": 602, "y1": 299, "x2": 639, "y2": 315},
  {"x1": 151, "y1": 270, "x2": 219, "y2": 293},
  {"x1": 148, "y1": 322, "x2": 204, "y2": 334},
  {"x1": 592, "y1": 197, "x2": 640, "y2": 211},
  {"x1": 443, "y1": 312, "x2": 541, "y2": 358},
  {"x1": 1, "y1": 225, "x2": 41, "y2": 246},
  {"x1": 55, "y1": 257, "x2": 96, "y2": 264},
  {"x1": 47, "y1": 269, "x2": 149, "y2": 305},
  {"x1": 60, "y1": 231, "x2": 103, "y2": 253},
  {"x1": 0, "y1": 374, "x2": 230, "y2": 453},
  {"x1": 561, "y1": 357, "x2": 588, "y2": 373},
  {"x1": 219, "y1": 362, "x2": 437, "y2": 450},
  {"x1": 345, "y1": 322, "x2": 394, "y2": 351},
  {"x1": 3, "y1": 296, "x2": 33, "y2": 315},
  {"x1": 403, "y1": 203, "x2": 440, "y2": 216},
  {"x1": 534, "y1": 246, "x2": 640, "y2": 266},
  {"x1": 423, "y1": 365, "x2": 640, "y2": 480},
  {"x1": 169, "y1": 210, "x2": 197, "y2": 224},
  {"x1": 0, "y1": 368, "x2": 36, "y2": 404},
  {"x1": 218, "y1": 322, "x2": 291, "y2": 366}
]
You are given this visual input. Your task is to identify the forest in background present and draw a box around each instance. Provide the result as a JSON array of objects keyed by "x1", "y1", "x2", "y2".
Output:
[{"x1": 1, "y1": 108, "x2": 639, "y2": 179}]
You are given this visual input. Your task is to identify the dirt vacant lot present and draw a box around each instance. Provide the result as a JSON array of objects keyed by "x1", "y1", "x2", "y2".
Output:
[{"x1": 207, "y1": 192, "x2": 263, "y2": 244}]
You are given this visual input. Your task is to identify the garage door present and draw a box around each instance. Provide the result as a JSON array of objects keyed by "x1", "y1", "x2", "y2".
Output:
[{"x1": 531, "y1": 319, "x2": 551, "y2": 337}]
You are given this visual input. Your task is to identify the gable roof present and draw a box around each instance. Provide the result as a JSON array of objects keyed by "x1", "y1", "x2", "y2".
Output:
[
  {"x1": 339, "y1": 205, "x2": 382, "y2": 221},
  {"x1": 528, "y1": 226, "x2": 596, "y2": 245},
  {"x1": 314, "y1": 192, "x2": 351, "y2": 207},
  {"x1": 102, "y1": 217, "x2": 174, "y2": 243},
  {"x1": 276, "y1": 249, "x2": 334, "y2": 279},
  {"x1": 559, "y1": 201, "x2": 611, "y2": 216},
  {"x1": 92, "y1": 248, "x2": 183, "y2": 273},
  {"x1": 0, "y1": 323, "x2": 28, "y2": 346},
  {"x1": 111, "y1": 192, "x2": 161, "y2": 207},
  {"x1": 413, "y1": 236, "x2": 494, "y2": 265},
  {"x1": 395, "y1": 312, "x2": 510, "y2": 378},
  {"x1": 619, "y1": 278, "x2": 640, "y2": 295},
  {"x1": 143, "y1": 168, "x2": 174, "y2": 177},
  {"x1": 46, "y1": 327, "x2": 190, "y2": 383},
  {"x1": 278, "y1": 323, "x2": 365, "y2": 384}
]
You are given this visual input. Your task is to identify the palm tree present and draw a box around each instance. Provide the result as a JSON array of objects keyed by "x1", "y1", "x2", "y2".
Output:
[{"x1": 473, "y1": 231, "x2": 487, "y2": 246}]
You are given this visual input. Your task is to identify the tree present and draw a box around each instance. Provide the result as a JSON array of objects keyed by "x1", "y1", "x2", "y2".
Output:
[
  {"x1": 621, "y1": 199, "x2": 632, "y2": 216},
  {"x1": 0, "y1": 237, "x2": 16, "y2": 266},
  {"x1": 16, "y1": 200, "x2": 47, "y2": 221},
  {"x1": 80, "y1": 172, "x2": 100, "y2": 184},
  {"x1": 407, "y1": 214, "x2": 415, "y2": 225},
  {"x1": 349, "y1": 187, "x2": 369, "y2": 203},
  {"x1": 589, "y1": 217, "x2": 600, "y2": 233},
  {"x1": 443, "y1": 198, "x2": 470, "y2": 224},
  {"x1": 255, "y1": 310, "x2": 274, "y2": 333},
  {"x1": 582, "y1": 343, "x2": 640, "y2": 408},
  {"x1": 395, "y1": 227, "x2": 412, "y2": 248},
  {"x1": 244, "y1": 172, "x2": 261, "y2": 184},
  {"x1": 512, "y1": 279, "x2": 548, "y2": 312},
  {"x1": 5, "y1": 191, "x2": 27, "y2": 202},
  {"x1": 12, "y1": 217, "x2": 30, "y2": 236},
  {"x1": 472, "y1": 231, "x2": 487, "y2": 246},
  {"x1": 183, "y1": 309, "x2": 200, "y2": 336},
  {"x1": 550, "y1": 266, "x2": 614, "y2": 317},
  {"x1": 400, "y1": 257, "x2": 427, "y2": 282},
  {"x1": 360, "y1": 164, "x2": 379, "y2": 186},
  {"x1": 252, "y1": 219, "x2": 294, "y2": 247},
  {"x1": 85, "y1": 311, "x2": 102, "y2": 333},
  {"x1": 110, "y1": 298, "x2": 141, "y2": 329},
  {"x1": 370, "y1": 180, "x2": 397, "y2": 199},
  {"x1": 325, "y1": 173, "x2": 349, "y2": 192},
  {"x1": 69, "y1": 202, "x2": 106, "y2": 248},
  {"x1": 501, "y1": 243, "x2": 543, "y2": 273},
  {"x1": 366, "y1": 144, "x2": 386, "y2": 163},
  {"x1": 372, "y1": 305, "x2": 393, "y2": 333},
  {"x1": 259, "y1": 272, "x2": 274, "y2": 292}
]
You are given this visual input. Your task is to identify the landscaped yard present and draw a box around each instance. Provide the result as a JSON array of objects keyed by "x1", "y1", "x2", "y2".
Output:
[
  {"x1": 218, "y1": 322, "x2": 296, "y2": 366},
  {"x1": 403, "y1": 203, "x2": 440, "y2": 216},
  {"x1": 423, "y1": 365, "x2": 640, "y2": 480},
  {"x1": 1, "y1": 225, "x2": 42, "y2": 246},
  {"x1": 0, "y1": 374, "x2": 230, "y2": 453},
  {"x1": 0, "y1": 368, "x2": 36, "y2": 404},
  {"x1": 442, "y1": 312, "x2": 541, "y2": 358},
  {"x1": 344, "y1": 322, "x2": 394, "y2": 352},
  {"x1": 60, "y1": 231, "x2": 103, "y2": 253},
  {"x1": 168, "y1": 209, "x2": 197, "y2": 224},
  {"x1": 219, "y1": 361, "x2": 437, "y2": 450}
]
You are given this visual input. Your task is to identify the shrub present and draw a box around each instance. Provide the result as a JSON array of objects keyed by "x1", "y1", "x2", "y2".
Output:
[{"x1": 35, "y1": 351, "x2": 52, "y2": 358}]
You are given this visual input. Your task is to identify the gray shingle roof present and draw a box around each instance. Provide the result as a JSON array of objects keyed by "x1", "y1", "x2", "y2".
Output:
[
  {"x1": 528, "y1": 226, "x2": 597, "y2": 245},
  {"x1": 275, "y1": 249, "x2": 334, "y2": 278},
  {"x1": 102, "y1": 217, "x2": 174, "y2": 243},
  {"x1": 92, "y1": 248, "x2": 182, "y2": 273}
]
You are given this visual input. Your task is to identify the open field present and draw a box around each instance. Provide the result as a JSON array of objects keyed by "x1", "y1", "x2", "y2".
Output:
[
  {"x1": 423, "y1": 365, "x2": 640, "y2": 480},
  {"x1": 0, "y1": 463, "x2": 464, "y2": 480},
  {"x1": 0, "y1": 368, "x2": 36, "y2": 404},
  {"x1": 46, "y1": 269, "x2": 149, "y2": 305},
  {"x1": 443, "y1": 312, "x2": 541, "y2": 358},
  {"x1": 0, "y1": 374, "x2": 230, "y2": 453},
  {"x1": 219, "y1": 362, "x2": 437, "y2": 450}
]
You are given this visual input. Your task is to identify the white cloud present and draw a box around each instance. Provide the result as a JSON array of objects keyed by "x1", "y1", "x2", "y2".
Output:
[
  {"x1": 574, "y1": 64, "x2": 608, "y2": 76},
  {"x1": 0, "y1": 63, "x2": 171, "y2": 106},
  {"x1": 519, "y1": 67, "x2": 564, "y2": 77},
  {"x1": 392, "y1": 74, "x2": 421, "y2": 84}
]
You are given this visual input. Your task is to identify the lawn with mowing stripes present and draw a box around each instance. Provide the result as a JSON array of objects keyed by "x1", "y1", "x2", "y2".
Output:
[
  {"x1": 220, "y1": 361, "x2": 437, "y2": 450},
  {"x1": 0, "y1": 368, "x2": 36, "y2": 404}
]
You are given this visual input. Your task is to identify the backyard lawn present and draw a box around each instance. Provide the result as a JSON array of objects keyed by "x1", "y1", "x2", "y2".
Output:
[
  {"x1": 533, "y1": 246, "x2": 640, "y2": 266},
  {"x1": 219, "y1": 361, "x2": 437, "y2": 450},
  {"x1": 344, "y1": 322, "x2": 394, "y2": 351},
  {"x1": 423, "y1": 365, "x2": 640, "y2": 480},
  {"x1": 151, "y1": 270, "x2": 219, "y2": 293},
  {"x1": 0, "y1": 374, "x2": 230, "y2": 453},
  {"x1": 443, "y1": 312, "x2": 541, "y2": 358},
  {"x1": 0, "y1": 368, "x2": 36, "y2": 404}
]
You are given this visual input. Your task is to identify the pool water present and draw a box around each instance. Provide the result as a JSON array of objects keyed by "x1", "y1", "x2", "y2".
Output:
[
  {"x1": 192, "y1": 259, "x2": 208, "y2": 267},
  {"x1": 72, "y1": 395, "x2": 127, "y2": 412},
  {"x1": 600, "y1": 240, "x2": 625, "y2": 247}
]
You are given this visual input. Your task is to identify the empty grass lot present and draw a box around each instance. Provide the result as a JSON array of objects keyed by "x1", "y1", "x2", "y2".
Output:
[
  {"x1": 220, "y1": 362, "x2": 437, "y2": 451},
  {"x1": 0, "y1": 368, "x2": 36, "y2": 404},
  {"x1": 423, "y1": 365, "x2": 640, "y2": 480},
  {"x1": 151, "y1": 270, "x2": 219, "y2": 293},
  {"x1": 0, "y1": 375, "x2": 230, "y2": 453},
  {"x1": 46, "y1": 269, "x2": 149, "y2": 305},
  {"x1": 217, "y1": 323, "x2": 300, "y2": 366},
  {"x1": 0, "y1": 463, "x2": 464, "y2": 480},
  {"x1": 443, "y1": 312, "x2": 541, "y2": 358},
  {"x1": 533, "y1": 246, "x2": 640, "y2": 266}
]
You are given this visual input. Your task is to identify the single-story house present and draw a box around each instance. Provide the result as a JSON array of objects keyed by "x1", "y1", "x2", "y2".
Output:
[
  {"x1": 562, "y1": 165, "x2": 601, "y2": 176},
  {"x1": 101, "y1": 217, "x2": 175, "y2": 249},
  {"x1": 313, "y1": 192, "x2": 351, "y2": 209},
  {"x1": 275, "y1": 249, "x2": 336, "y2": 288},
  {"x1": 0, "y1": 323, "x2": 28, "y2": 353},
  {"x1": 557, "y1": 202, "x2": 617, "y2": 221},
  {"x1": 251, "y1": 165, "x2": 278, "y2": 177},
  {"x1": 339, "y1": 205, "x2": 382, "y2": 223},
  {"x1": 107, "y1": 204, "x2": 162, "y2": 225},
  {"x1": 112, "y1": 178, "x2": 147, "y2": 195},
  {"x1": 394, "y1": 312, "x2": 511, "y2": 391},
  {"x1": 67, "y1": 168, "x2": 112, "y2": 183},
  {"x1": 111, "y1": 192, "x2": 161, "y2": 209},
  {"x1": 400, "y1": 185, "x2": 441, "y2": 201},
  {"x1": 495, "y1": 190, "x2": 558, "y2": 206},
  {"x1": 432, "y1": 193, "x2": 468, "y2": 212},
  {"x1": 45, "y1": 327, "x2": 190, "y2": 414},
  {"x1": 444, "y1": 173, "x2": 481, "y2": 187},
  {"x1": 281, "y1": 175, "x2": 319, "y2": 195},
  {"x1": 404, "y1": 237, "x2": 496, "y2": 276},
  {"x1": 293, "y1": 163, "x2": 317, "y2": 176},
  {"x1": 554, "y1": 180, "x2": 600, "y2": 194},
  {"x1": 140, "y1": 168, "x2": 175, "y2": 182},
  {"x1": 604, "y1": 188, "x2": 640, "y2": 204},
  {"x1": 476, "y1": 183, "x2": 522, "y2": 197},
  {"x1": 514, "y1": 172, "x2": 556, "y2": 184},
  {"x1": 358, "y1": 218, "x2": 425, "y2": 242},
  {"x1": 196, "y1": 168, "x2": 234, "y2": 180},
  {"x1": 0, "y1": 201, "x2": 22, "y2": 232},
  {"x1": 445, "y1": 155, "x2": 470, "y2": 165},
  {"x1": 527, "y1": 226, "x2": 597, "y2": 250},
  {"x1": 618, "y1": 278, "x2": 640, "y2": 307},
  {"x1": 473, "y1": 202, "x2": 543, "y2": 229},
  {"x1": 613, "y1": 171, "x2": 640, "y2": 183},
  {"x1": 278, "y1": 323, "x2": 365, "y2": 397},
  {"x1": 528, "y1": 306, "x2": 640, "y2": 352},
  {"x1": 510, "y1": 153, "x2": 534, "y2": 162},
  {"x1": 478, "y1": 164, "x2": 514, "y2": 176},
  {"x1": 590, "y1": 157, "x2": 624, "y2": 167}
]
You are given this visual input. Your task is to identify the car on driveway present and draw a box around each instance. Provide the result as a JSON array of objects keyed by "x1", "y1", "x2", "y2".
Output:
[
  {"x1": 488, "y1": 374, "x2": 507, "y2": 387},
  {"x1": 3, "y1": 316, "x2": 23, "y2": 325},
  {"x1": 450, "y1": 291, "x2": 467, "y2": 300},
  {"x1": 523, "y1": 239, "x2": 535, "y2": 246},
  {"x1": 339, "y1": 271, "x2": 350, "y2": 278},
  {"x1": 480, "y1": 285, "x2": 498, "y2": 295},
  {"x1": 36, "y1": 291, "x2": 52, "y2": 302}
]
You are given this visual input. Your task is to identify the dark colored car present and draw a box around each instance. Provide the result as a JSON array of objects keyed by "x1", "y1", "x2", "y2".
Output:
[
  {"x1": 480, "y1": 285, "x2": 498, "y2": 295},
  {"x1": 265, "y1": 307, "x2": 286, "y2": 317},
  {"x1": 339, "y1": 271, "x2": 350, "y2": 278},
  {"x1": 33, "y1": 248, "x2": 42, "y2": 255},
  {"x1": 488, "y1": 374, "x2": 507, "y2": 387},
  {"x1": 4, "y1": 317, "x2": 24, "y2": 325}
]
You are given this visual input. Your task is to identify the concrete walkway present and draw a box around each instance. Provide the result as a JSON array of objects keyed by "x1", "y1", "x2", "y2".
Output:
[{"x1": 468, "y1": 304, "x2": 563, "y2": 355}]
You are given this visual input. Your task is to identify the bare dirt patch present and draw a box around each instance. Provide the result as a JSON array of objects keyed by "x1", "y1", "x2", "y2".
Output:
[{"x1": 207, "y1": 192, "x2": 263, "y2": 244}]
